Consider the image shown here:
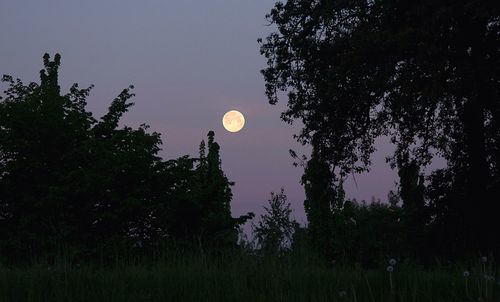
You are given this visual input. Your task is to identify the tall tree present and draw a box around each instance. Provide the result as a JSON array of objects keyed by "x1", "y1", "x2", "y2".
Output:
[
  {"x1": 0, "y1": 54, "x2": 165, "y2": 260},
  {"x1": 301, "y1": 138, "x2": 337, "y2": 257},
  {"x1": 395, "y1": 152, "x2": 426, "y2": 257},
  {"x1": 0, "y1": 54, "x2": 96, "y2": 258},
  {"x1": 192, "y1": 131, "x2": 254, "y2": 247},
  {"x1": 260, "y1": 0, "x2": 500, "y2": 255}
]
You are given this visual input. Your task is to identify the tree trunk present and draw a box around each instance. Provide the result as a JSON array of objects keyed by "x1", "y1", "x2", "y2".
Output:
[{"x1": 463, "y1": 94, "x2": 490, "y2": 251}]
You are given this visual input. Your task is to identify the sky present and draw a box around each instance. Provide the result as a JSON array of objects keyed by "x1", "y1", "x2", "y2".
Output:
[{"x1": 0, "y1": 0, "x2": 401, "y2": 225}]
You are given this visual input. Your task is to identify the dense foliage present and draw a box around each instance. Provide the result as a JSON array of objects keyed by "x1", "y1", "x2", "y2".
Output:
[
  {"x1": 0, "y1": 54, "x2": 252, "y2": 262},
  {"x1": 260, "y1": 0, "x2": 500, "y2": 259},
  {"x1": 2, "y1": 2, "x2": 500, "y2": 300},
  {"x1": 1, "y1": 0, "x2": 498, "y2": 269}
]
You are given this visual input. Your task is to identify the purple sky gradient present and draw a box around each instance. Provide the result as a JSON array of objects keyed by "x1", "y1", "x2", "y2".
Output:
[{"x1": 1, "y1": 0, "x2": 408, "y2": 225}]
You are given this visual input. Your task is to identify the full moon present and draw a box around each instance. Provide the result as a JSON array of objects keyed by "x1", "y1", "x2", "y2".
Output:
[{"x1": 222, "y1": 110, "x2": 245, "y2": 133}]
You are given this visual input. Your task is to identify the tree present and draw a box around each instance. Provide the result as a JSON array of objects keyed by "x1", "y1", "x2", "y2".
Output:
[
  {"x1": 389, "y1": 152, "x2": 427, "y2": 258},
  {"x1": 345, "y1": 199, "x2": 404, "y2": 265},
  {"x1": 253, "y1": 188, "x2": 297, "y2": 255},
  {"x1": 189, "y1": 131, "x2": 254, "y2": 247},
  {"x1": 0, "y1": 54, "x2": 254, "y2": 261},
  {"x1": 87, "y1": 91, "x2": 166, "y2": 253},
  {"x1": 260, "y1": 0, "x2": 500, "y2": 255},
  {"x1": 301, "y1": 140, "x2": 336, "y2": 256},
  {"x1": 0, "y1": 54, "x2": 166, "y2": 260},
  {"x1": 0, "y1": 54, "x2": 96, "y2": 259}
]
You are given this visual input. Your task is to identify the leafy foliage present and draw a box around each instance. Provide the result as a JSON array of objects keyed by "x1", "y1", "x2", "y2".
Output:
[
  {"x1": 0, "y1": 54, "x2": 248, "y2": 262},
  {"x1": 253, "y1": 188, "x2": 297, "y2": 255},
  {"x1": 260, "y1": 0, "x2": 500, "y2": 257}
]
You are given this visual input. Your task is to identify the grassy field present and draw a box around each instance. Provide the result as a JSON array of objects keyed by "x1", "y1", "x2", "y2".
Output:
[{"x1": 0, "y1": 253, "x2": 498, "y2": 302}]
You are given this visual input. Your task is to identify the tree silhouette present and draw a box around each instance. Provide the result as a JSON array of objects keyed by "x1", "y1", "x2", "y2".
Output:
[
  {"x1": 301, "y1": 140, "x2": 336, "y2": 257},
  {"x1": 0, "y1": 54, "x2": 171, "y2": 260},
  {"x1": 193, "y1": 131, "x2": 254, "y2": 247},
  {"x1": 253, "y1": 188, "x2": 297, "y2": 255},
  {"x1": 395, "y1": 152, "x2": 426, "y2": 257},
  {"x1": 1, "y1": 54, "x2": 98, "y2": 258},
  {"x1": 0, "y1": 54, "x2": 253, "y2": 261},
  {"x1": 260, "y1": 0, "x2": 500, "y2": 256}
]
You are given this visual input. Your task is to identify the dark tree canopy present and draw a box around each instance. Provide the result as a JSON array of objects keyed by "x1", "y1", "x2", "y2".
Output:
[
  {"x1": 0, "y1": 54, "x2": 167, "y2": 258},
  {"x1": 0, "y1": 54, "x2": 250, "y2": 261},
  {"x1": 261, "y1": 0, "x2": 500, "y2": 256}
]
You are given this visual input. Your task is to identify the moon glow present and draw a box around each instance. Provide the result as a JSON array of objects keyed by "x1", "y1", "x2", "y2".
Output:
[{"x1": 222, "y1": 110, "x2": 245, "y2": 133}]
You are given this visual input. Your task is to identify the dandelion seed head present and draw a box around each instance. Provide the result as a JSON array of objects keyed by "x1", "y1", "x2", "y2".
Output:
[
  {"x1": 389, "y1": 258, "x2": 397, "y2": 266},
  {"x1": 484, "y1": 274, "x2": 494, "y2": 281},
  {"x1": 463, "y1": 271, "x2": 470, "y2": 277},
  {"x1": 481, "y1": 256, "x2": 487, "y2": 263},
  {"x1": 386, "y1": 265, "x2": 394, "y2": 272}
]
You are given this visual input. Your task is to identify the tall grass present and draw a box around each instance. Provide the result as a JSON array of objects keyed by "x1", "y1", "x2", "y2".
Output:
[{"x1": 0, "y1": 252, "x2": 498, "y2": 301}]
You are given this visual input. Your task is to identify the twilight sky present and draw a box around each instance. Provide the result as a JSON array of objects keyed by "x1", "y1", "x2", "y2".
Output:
[{"x1": 0, "y1": 0, "x2": 401, "y2": 224}]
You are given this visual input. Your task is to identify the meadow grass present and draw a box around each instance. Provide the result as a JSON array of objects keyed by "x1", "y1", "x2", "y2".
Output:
[{"x1": 0, "y1": 252, "x2": 498, "y2": 302}]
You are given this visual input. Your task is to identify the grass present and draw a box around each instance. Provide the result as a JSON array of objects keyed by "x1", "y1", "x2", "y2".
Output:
[{"x1": 0, "y1": 252, "x2": 498, "y2": 302}]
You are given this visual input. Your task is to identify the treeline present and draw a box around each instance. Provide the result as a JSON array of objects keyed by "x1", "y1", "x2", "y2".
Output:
[
  {"x1": 2, "y1": 0, "x2": 499, "y2": 266},
  {"x1": 0, "y1": 54, "x2": 253, "y2": 262}
]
